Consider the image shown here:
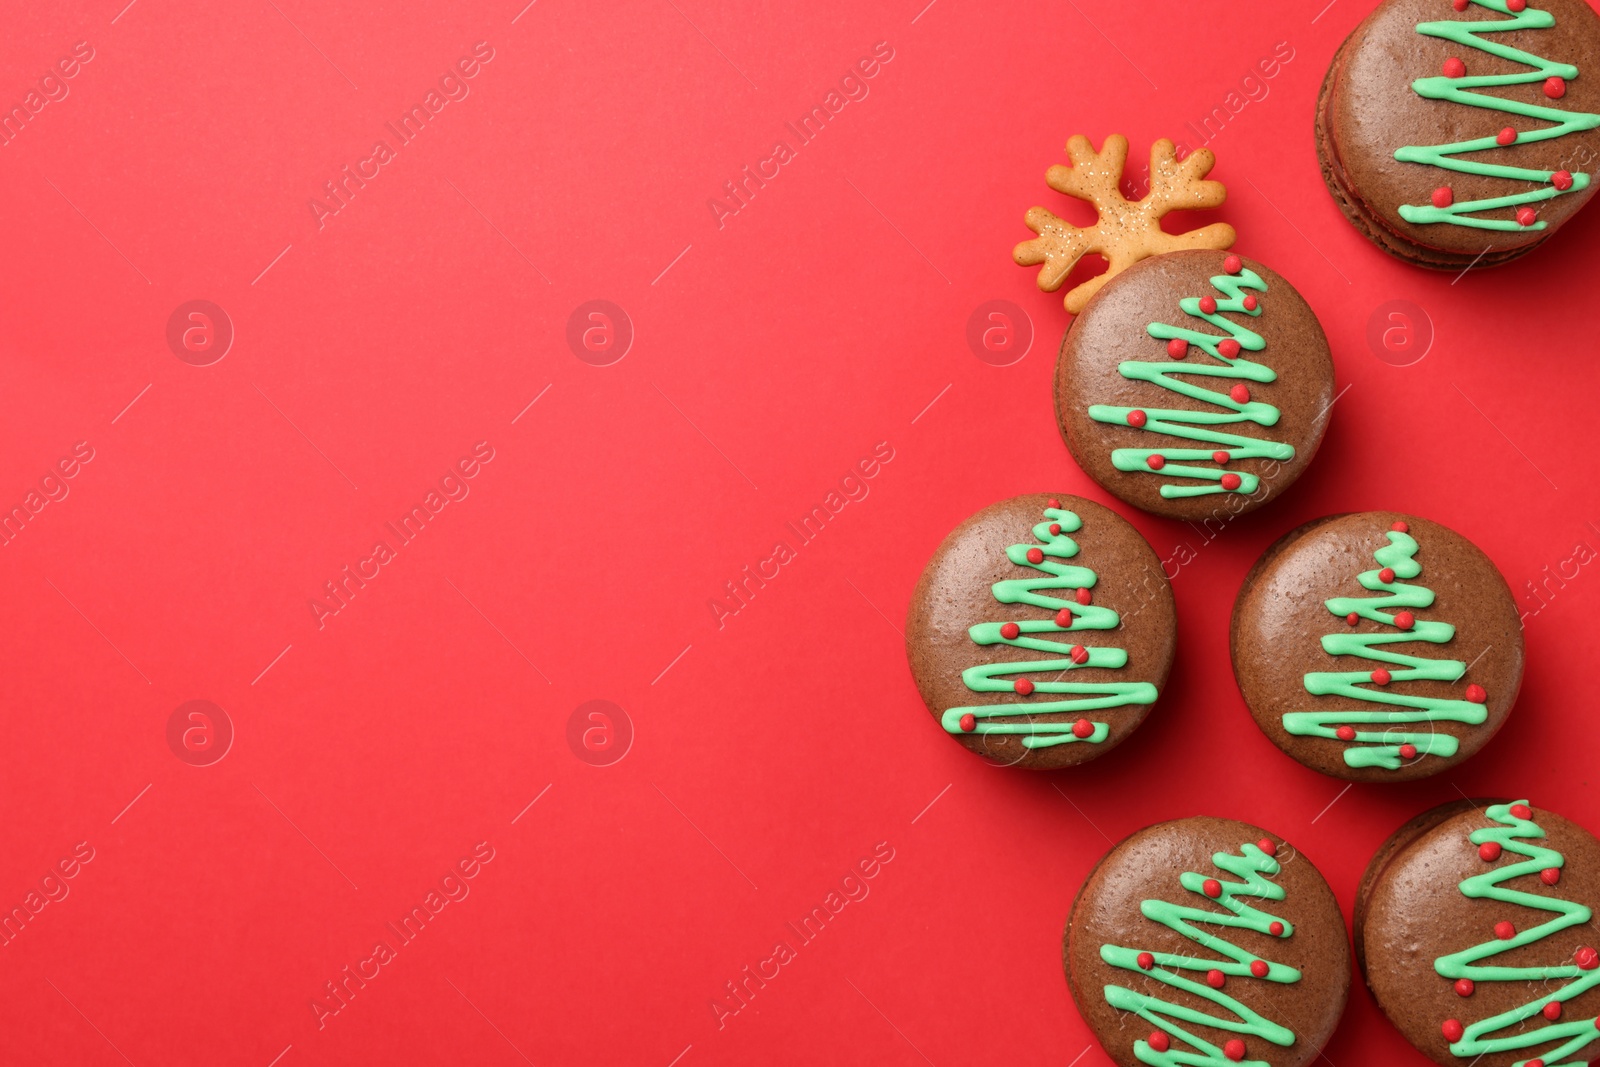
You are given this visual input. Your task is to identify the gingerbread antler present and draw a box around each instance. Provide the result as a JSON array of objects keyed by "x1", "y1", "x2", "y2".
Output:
[{"x1": 1014, "y1": 135, "x2": 1236, "y2": 314}]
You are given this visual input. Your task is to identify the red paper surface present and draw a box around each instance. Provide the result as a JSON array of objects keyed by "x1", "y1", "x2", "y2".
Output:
[{"x1": 2, "y1": 1, "x2": 1597, "y2": 1064}]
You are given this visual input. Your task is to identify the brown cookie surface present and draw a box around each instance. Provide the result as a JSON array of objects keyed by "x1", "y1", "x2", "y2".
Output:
[
  {"x1": 1055, "y1": 250, "x2": 1334, "y2": 522},
  {"x1": 904, "y1": 494, "x2": 1174, "y2": 770},
  {"x1": 1317, "y1": 0, "x2": 1600, "y2": 267},
  {"x1": 1231, "y1": 511, "x2": 1523, "y2": 782},
  {"x1": 1357, "y1": 799, "x2": 1600, "y2": 1067},
  {"x1": 1065, "y1": 817, "x2": 1350, "y2": 1067}
]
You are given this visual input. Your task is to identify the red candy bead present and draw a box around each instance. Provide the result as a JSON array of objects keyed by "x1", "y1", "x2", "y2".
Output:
[
  {"x1": 1243, "y1": 294, "x2": 1258, "y2": 311},
  {"x1": 1229, "y1": 384, "x2": 1251, "y2": 403},
  {"x1": 1047, "y1": 498, "x2": 1061, "y2": 509},
  {"x1": 1391, "y1": 521, "x2": 1409, "y2": 532},
  {"x1": 1072, "y1": 718, "x2": 1094, "y2": 739},
  {"x1": 1257, "y1": 838, "x2": 1277, "y2": 857},
  {"x1": 1147, "y1": 455, "x2": 1166, "y2": 470},
  {"x1": 1466, "y1": 684, "x2": 1487, "y2": 704},
  {"x1": 1510, "y1": 803, "x2": 1532, "y2": 819},
  {"x1": 1137, "y1": 951, "x2": 1155, "y2": 970},
  {"x1": 1508, "y1": 0, "x2": 1526, "y2": 9},
  {"x1": 1442, "y1": 1019, "x2": 1464, "y2": 1042},
  {"x1": 1577, "y1": 946, "x2": 1599, "y2": 970},
  {"x1": 1001, "y1": 622, "x2": 1021, "y2": 639},
  {"x1": 1213, "y1": 450, "x2": 1230, "y2": 464},
  {"x1": 1432, "y1": 186, "x2": 1455, "y2": 208},
  {"x1": 1518, "y1": 206, "x2": 1537, "y2": 227},
  {"x1": 1050, "y1": 525, "x2": 1063, "y2": 538},
  {"x1": 1455, "y1": 978, "x2": 1475, "y2": 997},
  {"x1": 1250, "y1": 960, "x2": 1269, "y2": 978},
  {"x1": 1371, "y1": 669, "x2": 1393, "y2": 685},
  {"x1": 1199, "y1": 296, "x2": 1218, "y2": 314},
  {"x1": 1223, "y1": 254, "x2": 1242, "y2": 274},
  {"x1": 958, "y1": 713, "x2": 976, "y2": 732},
  {"x1": 1452, "y1": 0, "x2": 1468, "y2": 8},
  {"x1": 1443, "y1": 56, "x2": 1466, "y2": 78},
  {"x1": 1206, "y1": 969, "x2": 1226, "y2": 989},
  {"x1": 1027, "y1": 547, "x2": 1045, "y2": 564},
  {"x1": 1542, "y1": 867, "x2": 1561, "y2": 886},
  {"x1": 1379, "y1": 567, "x2": 1396, "y2": 583},
  {"x1": 1544, "y1": 1001, "x2": 1563, "y2": 1021},
  {"x1": 1148, "y1": 1032, "x2": 1170, "y2": 1053},
  {"x1": 1546, "y1": 76, "x2": 1567, "y2": 99},
  {"x1": 1219, "y1": 338, "x2": 1242, "y2": 358},
  {"x1": 1070, "y1": 645, "x2": 1089, "y2": 665},
  {"x1": 1400, "y1": 743, "x2": 1418, "y2": 759},
  {"x1": 1396, "y1": 610, "x2": 1416, "y2": 630},
  {"x1": 1269, "y1": 921, "x2": 1284, "y2": 936},
  {"x1": 1168, "y1": 338, "x2": 1189, "y2": 358},
  {"x1": 1221, "y1": 473, "x2": 1243, "y2": 491},
  {"x1": 1336, "y1": 725, "x2": 1357, "y2": 740},
  {"x1": 1075, "y1": 587, "x2": 1092, "y2": 605},
  {"x1": 1224, "y1": 1039, "x2": 1246, "y2": 1063},
  {"x1": 1346, "y1": 613, "x2": 1359, "y2": 627},
  {"x1": 1553, "y1": 170, "x2": 1574, "y2": 191},
  {"x1": 1203, "y1": 878, "x2": 1223, "y2": 899},
  {"x1": 1497, "y1": 127, "x2": 1518, "y2": 146},
  {"x1": 1055, "y1": 608, "x2": 1073, "y2": 627},
  {"x1": 1495, "y1": 920, "x2": 1516, "y2": 940},
  {"x1": 1479, "y1": 842, "x2": 1502, "y2": 862},
  {"x1": 1014, "y1": 679, "x2": 1035, "y2": 696},
  {"x1": 1128, "y1": 409, "x2": 1148, "y2": 428}
]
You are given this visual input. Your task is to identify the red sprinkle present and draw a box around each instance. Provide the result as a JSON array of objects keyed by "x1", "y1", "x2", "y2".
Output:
[
  {"x1": 1452, "y1": 0, "x2": 1468, "y2": 8},
  {"x1": 1443, "y1": 57, "x2": 1466, "y2": 78},
  {"x1": 1229, "y1": 383, "x2": 1251, "y2": 403},
  {"x1": 1168, "y1": 338, "x2": 1189, "y2": 358},
  {"x1": 1047, "y1": 498, "x2": 1061, "y2": 509},
  {"x1": 1379, "y1": 567, "x2": 1396, "y2": 583},
  {"x1": 1250, "y1": 960, "x2": 1269, "y2": 978},
  {"x1": 1147, "y1": 455, "x2": 1166, "y2": 470},
  {"x1": 1137, "y1": 951, "x2": 1155, "y2": 970},
  {"x1": 1391, "y1": 521, "x2": 1409, "y2": 533},
  {"x1": 1014, "y1": 679, "x2": 1035, "y2": 696},
  {"x1": 1495, "y1": 921, "x2": 1516, "y2": 940},
  {"x1": 1243, "y1": 295, "x2": 1259, "y2": 312},
  {"x1": 1479, "y1": 842, "x2": 1503, "y2": 862},
  {"x1": 1203, "y1": 879, "x2": 1223, "y2": 899},
  {"x1": 1027, "y1": 547, "x2": 1044, "y2": 564},
  {"x1": 1396, "y1": 610, "x2": 1416, "y2": 630},
  {"x1": 1213, "y1": 450, "x2": 1230, "y2": 464},
  {"x1": 958, "y1": 713, "x2": 976, "y2": 732},
  {"x1": 1518, "y1": 206, "x2": 1538, "y2": 227},
  {"x1": 1072, "y1": 718, "x2": 1095, "y2": 739},
  {"x1": 1199, "y1": 296, "x2": 1218, "y2": 315},
  {"x1": 1223, "y1": 254, "x2": 1242, "y2": 274},
  {"x1": 1219, "y1": 338, "x2": 1242, "y2": 358},
  {"x1": 1510, "y1": 803, "x2": 1532, "y2": 819},
  {"x1": 1070, "y1": 645, "x2": 1090, "y2": 665},
  {"x1": 1542, "y1": 867, "x2": 1561, "y2": 886},
  {"x1": 1221, "y1": 473, "x2": 1243, "y2": 491},
  {"x1": 1257, "y1": 838, "x2": 1277, "y2": 857},
  {"x1": 1206, "y1": 969, "x2": 1226, "y2": 989},
  {"x1": 1400, "y1": 743, "x2": 1419, "y2": 760},
  {"x1": 1466, "y1": 684, "x2": 1487, "y2": 704},
  {"x1": 1507, "y1": 0, "x2": 1526, "y2": 9},
  {"x1": 1546, "y1": 76, "x2": 1567, "y2": 99},
  {"x1": 1455, "y1": 978, "x2": 1475, "y2": 997},
  {"x1": 1128, "y1": 410, "x2": 1148, "y2": 428},
  {"x1": 1269, "y1": 921, "x2": 1284, "y2": 936},
  {"x1": 1553, "y1": 170, "x2": 1574, "y2": 191},
  {"x1": 1050, "y1": 524, "x2": 1062, "y2": 537},
  {"x1": 1432, "y1": 186, "x2": 1455, "y2": 208},
  {"x1": 1497, "y1": 127, "x2": 1518, "y2": 146},
  {"x1": 1000, "y1": 622, "x2": 1021, "y2": 639},
  {"x1": 1224, "y1": 1039, "x2": 1246, "y2": 1063},
  {"x1": 1544, "y1": 1001, "x2": 1563, "y2": 1021},
  {"x1": 1371, "y1": 669, "x2": 1393, "y2": 686},
  {"x1": 1346, "y1": 612, "x2": 1359, "y2": 627},
  {"x1": 1577, "y1": 946, "x2": 1599, "y2": 970},
  {"x1": 1075, "y1": 587, "x2": 1092, "y2": 605},
  {"x1": 1148, "y1": 1032, "x2": 1170, "y2": 1053},
  {"x1": 1337, "y1": 725, "x2": 1357, "y2": 741},
  {"x1": 1442, "y1": 1019, "x2": 1464, "y2": 1042},
  {"x1": 1055, "y1": 608, "x2": 1074, "y2": 627}
]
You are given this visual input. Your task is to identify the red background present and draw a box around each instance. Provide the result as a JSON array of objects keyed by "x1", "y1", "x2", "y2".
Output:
[{"x1": 2, "y1": 0, "x2": 1597, "y2": 1064}]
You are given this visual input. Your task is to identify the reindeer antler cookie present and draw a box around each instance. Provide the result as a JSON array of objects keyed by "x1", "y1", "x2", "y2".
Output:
[{"x1": 1014, "y1": 135, "x2": 1235, "y2": 314}]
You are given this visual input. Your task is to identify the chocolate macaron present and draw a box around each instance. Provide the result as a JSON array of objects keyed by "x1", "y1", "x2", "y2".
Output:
[
  {"x1": 905, "y1": 494, "x2": 1174, "y2": 769},
  {"x1": 1055, "y1": 249, "x2": 1334, "y2": 522},
  {"x1": 1318, "y1": 0, "x2": 1600, "y2": 268},
  {"x1": 1231, "y1": 512, "x2": 1523, "y2": 781},
  {"x1": 1357, "y1": 798, "x2": 1600, "y2": 1067},
  {"x1": 1066, "y1": 817, "x2": 1350, "y2": 1067}
]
